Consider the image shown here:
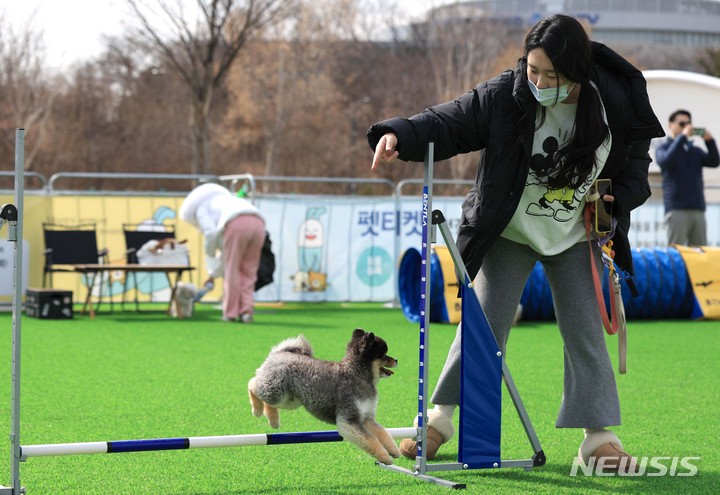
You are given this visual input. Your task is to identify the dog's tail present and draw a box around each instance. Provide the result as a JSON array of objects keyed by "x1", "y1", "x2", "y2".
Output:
[{"x1": 270, "y1": 335, "x2": 313, "y2": 357}]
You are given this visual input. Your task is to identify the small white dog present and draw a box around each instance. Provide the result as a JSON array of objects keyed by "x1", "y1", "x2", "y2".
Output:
[{"x1": 172, "y1": 282, "x2": 198, "y2": 318}]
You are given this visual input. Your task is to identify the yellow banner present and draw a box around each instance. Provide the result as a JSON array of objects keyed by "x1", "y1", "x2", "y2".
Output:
[{"x1": 0, "y1": 193, "x2": 209, "y2": 303}]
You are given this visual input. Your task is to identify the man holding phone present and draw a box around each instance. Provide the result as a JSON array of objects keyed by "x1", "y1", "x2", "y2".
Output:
[{"x1": 656, "y1": 109, "x2": 719, "y2": 245}]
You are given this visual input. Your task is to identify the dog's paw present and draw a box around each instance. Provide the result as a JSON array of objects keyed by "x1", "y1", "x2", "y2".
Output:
[
  {"x1": 388, "y1": 444, "x2": 402, "y2": 458},
  {"x1": 376, "y1": 453, "x2": 394, "y2": 465},
  {"x1": 248, "y1": 384, "x2": 264, "y2": 418},
  {"x1": 263, "y1": 404, "x2": 280, "y2": 429}
]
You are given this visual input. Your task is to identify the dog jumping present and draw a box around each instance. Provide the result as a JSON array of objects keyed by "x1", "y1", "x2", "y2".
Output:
[{"x1": 248, "y1": 329, "x2": 401, "y2": 464}]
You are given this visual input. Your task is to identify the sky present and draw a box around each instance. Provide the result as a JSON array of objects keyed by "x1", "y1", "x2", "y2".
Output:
[
  {"x1": 3, "y1": 0, "x2": 128, "y2": 70},
  {"x1": 3, "y1": 0, "x2": 452, "y2": 71}
]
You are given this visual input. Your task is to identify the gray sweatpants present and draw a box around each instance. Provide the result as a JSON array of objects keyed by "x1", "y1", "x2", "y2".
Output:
[
  {"x1": 431, "y1": 236, "x2": 621, "y2": 428},
  {"x1": 665, "y1": 209, "x2": 707, "y2": 246}
]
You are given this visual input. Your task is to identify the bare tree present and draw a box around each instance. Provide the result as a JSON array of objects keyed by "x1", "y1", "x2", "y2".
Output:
[
  {"x1": 126, "y1": 0, "x2": 290, "y2": 175},
  {"x1": 0, "y1": 12, "x2": 53, "y2": 170},
  {"x1": 411, "y1": 13, "x2": 518, "y2": 181},
  {"x1": 234, "y1": 0, "x2": 366, "y2": 179},
  {"x1": 221, "y1": 0, "x2": 425, "y2": 186}
]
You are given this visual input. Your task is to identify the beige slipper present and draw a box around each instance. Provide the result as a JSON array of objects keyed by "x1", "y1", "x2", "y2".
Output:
[
  {"x1": 399, "y1": 410, "x2": 454, "y2": 460},
  {"x1": 578, "y1": 430, "x2": 638, "y2": 474},
  {"x1": 580, "y1": 442, "x2": 638, "y2": 473}
]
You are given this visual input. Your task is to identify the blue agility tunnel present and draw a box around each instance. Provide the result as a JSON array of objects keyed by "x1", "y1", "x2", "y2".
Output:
[
  {"x1": 399, "y1": 246, "x2": 696, "y2": 322},
  {"x1": 519, "y1": 247, "x2": 695, "y2": 320},
  {"x1": 398, "y1": 247, "x2": 447, "y2": 324},
  {"x1": 398, "y1": 246, "x2": 462, "y2": 324}
]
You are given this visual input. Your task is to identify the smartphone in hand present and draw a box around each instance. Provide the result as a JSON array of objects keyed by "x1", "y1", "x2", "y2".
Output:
[
  {"x1": 594, "y1": 179, "x2": 612, "y2": 235},
  {"x1": 693, "y1": 127, "x2": 706, "y2": 136}
]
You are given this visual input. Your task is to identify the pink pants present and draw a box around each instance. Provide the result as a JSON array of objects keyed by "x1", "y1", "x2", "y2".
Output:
[{"x1": 222, "y1": 214, "x2": 265, "y2": 319}]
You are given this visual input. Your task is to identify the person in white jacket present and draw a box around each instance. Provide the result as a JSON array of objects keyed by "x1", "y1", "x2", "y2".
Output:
[{"x1": 179, "y1": 183, "x2": 265, "y2": 322}]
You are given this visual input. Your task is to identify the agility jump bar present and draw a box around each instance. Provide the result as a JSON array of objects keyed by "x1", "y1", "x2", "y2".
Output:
[{"x1": 20, "y1": 427, "x2": 418, "y2": 459}]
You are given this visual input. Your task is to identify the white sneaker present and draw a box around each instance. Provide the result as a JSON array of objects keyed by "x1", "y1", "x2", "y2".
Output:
[{"x1": 240, "y1": 313, "x2": 254, "y2": 323}]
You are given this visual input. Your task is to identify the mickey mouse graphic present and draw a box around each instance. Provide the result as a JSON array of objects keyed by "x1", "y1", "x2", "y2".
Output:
[{"x1": 525, "y1": 135, "x2": 587, "y2": 222}]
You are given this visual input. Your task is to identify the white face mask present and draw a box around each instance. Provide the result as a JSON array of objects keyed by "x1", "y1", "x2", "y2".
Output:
[{"x1": 528, "y1": 80, "x2": 576, "y2": 107}]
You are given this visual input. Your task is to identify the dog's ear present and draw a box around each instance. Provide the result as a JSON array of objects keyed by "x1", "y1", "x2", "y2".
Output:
[
  {"x1": 358, "y1": 330, "x2": 375, "y2": 344},
  {"x1": 352, "y1": 328, "x2": 366, "y2": 340},
  {"x1": 361, "y1": 331, "x2": 377, "y2": 353}
]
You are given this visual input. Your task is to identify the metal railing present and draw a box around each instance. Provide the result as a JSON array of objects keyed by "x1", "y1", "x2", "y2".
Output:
[
  {"x1": 224, "y1": 175, "x2": 397, "y2": 197},
  {"x1": 2, "y1": 172, "x2": 400, "y2": 198},
  {"x1": 396, "y1": 178, "x2": 475, "y2": 196},
  {"x1": 0, "y1": 171, "x2": 47, "y2": 192},
  {"x1": 46, "y1": 172, "x2": 219, "y2": 196},
  {"x1": 1, "y1": 170, "x2": 676, "y2": 198}
]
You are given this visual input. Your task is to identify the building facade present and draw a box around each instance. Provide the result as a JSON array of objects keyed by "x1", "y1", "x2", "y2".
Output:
[{"x1": 430, "y1": 0, "x2": 720, "y2": 49}]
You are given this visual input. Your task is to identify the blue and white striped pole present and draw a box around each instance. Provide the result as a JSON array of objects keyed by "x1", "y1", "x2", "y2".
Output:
[
  {"x1": 20, "y1": 428, "x2": 417, "y2": 459},
  {"x1": 416, "y1": 143, "x2": 434, "y2": 473}
]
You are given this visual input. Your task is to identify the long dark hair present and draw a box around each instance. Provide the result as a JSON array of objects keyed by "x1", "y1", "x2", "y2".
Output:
[{"x1": 523, "y1": 14, "x2": 609, "y2": 189}]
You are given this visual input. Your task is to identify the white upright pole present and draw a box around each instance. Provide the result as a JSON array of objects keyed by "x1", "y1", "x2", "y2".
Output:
[
  {"x1": 10, "y1": 129, "x2": 25, "y2": 494},
  {"x1": 0, "y1": 129, "x2": 25, "y2": 494}
]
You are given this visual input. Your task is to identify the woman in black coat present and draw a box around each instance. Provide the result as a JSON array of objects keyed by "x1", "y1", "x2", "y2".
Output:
[{"x1": 368, "y1": 14, "x2": 663, "y2": 472}]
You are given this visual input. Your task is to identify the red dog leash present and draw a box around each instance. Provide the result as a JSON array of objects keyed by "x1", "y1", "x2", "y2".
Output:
[{"x1": 584, "y1": 204, "x2": 627, "y2": 374}]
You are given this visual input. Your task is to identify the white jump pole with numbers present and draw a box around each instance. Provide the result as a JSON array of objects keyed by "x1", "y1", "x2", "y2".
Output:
[{"x1": 0, "y1": 129, "x2": 25, "y2": 495}]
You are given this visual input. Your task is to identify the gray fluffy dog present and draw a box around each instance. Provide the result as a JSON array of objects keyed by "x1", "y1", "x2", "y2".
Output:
[{"x1": 248, "y1": 329, "x2": 401, "y2": 464}]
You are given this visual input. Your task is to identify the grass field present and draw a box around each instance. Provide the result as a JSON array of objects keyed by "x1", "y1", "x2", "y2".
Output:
[{"x1": 0, "y1": 302, "x2": 717, "y2": 494}]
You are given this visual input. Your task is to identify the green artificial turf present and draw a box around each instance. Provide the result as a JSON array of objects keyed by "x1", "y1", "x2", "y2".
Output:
[{"x1": 0, "y1": 303, "x2": 717, "y2": 494}]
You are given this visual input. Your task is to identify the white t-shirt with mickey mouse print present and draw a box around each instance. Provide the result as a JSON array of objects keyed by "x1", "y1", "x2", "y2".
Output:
[{"x1": 501, "y1": 96, "x2": 612, "y2": 255}]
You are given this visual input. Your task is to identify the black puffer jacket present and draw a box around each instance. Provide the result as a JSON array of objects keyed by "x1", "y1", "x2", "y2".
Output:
[{"x1": 368, "y1": 42, "x2": 664, "y2": 280}]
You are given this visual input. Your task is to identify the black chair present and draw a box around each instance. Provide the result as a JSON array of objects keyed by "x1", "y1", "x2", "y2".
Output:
[
  {"x1": 42, "y1": 222, "x2": 111, "y2": 310},
  {"x1": 122, "y1": 223, "x2": 179, "y2": 311}
]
